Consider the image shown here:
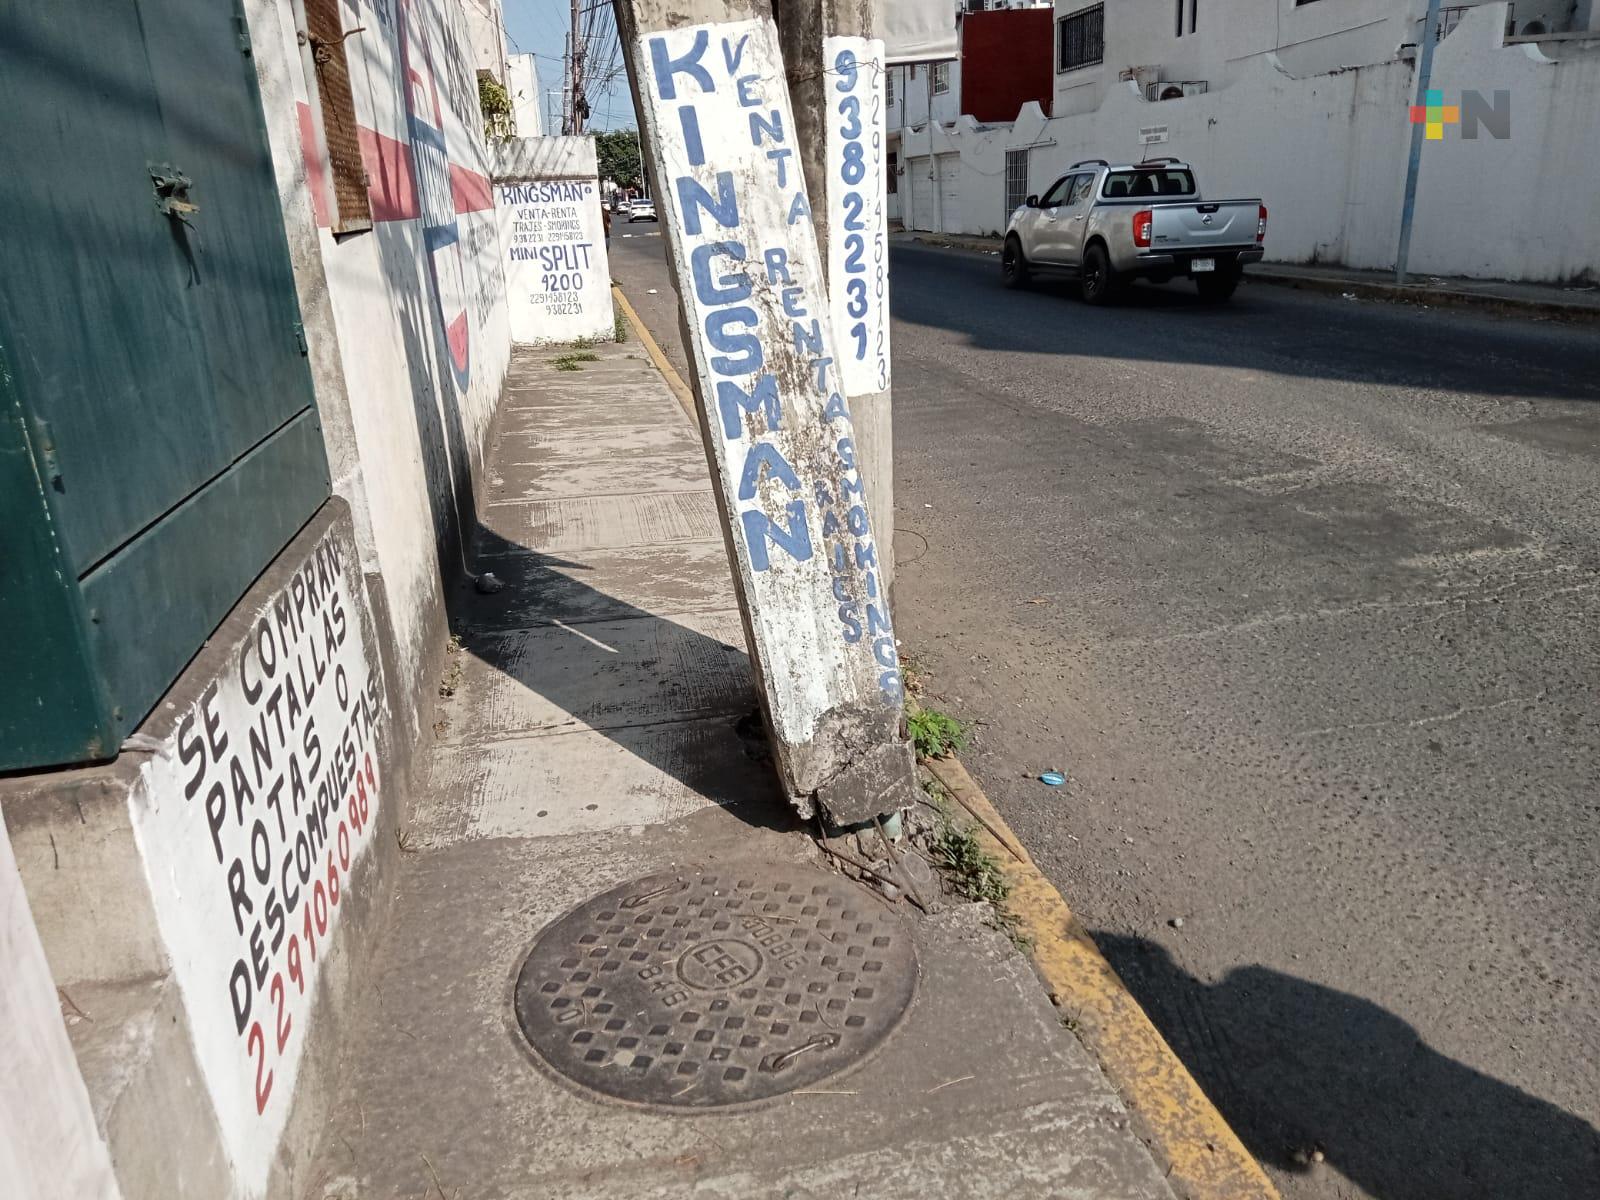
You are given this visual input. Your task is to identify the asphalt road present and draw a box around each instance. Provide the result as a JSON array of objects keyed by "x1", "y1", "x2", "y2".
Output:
[{"x1": 609, "y1": 228, "x2": 1600, "y2": 1200}]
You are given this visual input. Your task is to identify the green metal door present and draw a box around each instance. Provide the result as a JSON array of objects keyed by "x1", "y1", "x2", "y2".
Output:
[{"x1": 0, "y1": 0, "x2": 330, "y2": 769}]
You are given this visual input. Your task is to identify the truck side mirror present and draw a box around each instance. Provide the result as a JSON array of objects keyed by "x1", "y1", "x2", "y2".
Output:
[{"x1": 1026, "y1": 194, "x2": 1039, "y2": 208}]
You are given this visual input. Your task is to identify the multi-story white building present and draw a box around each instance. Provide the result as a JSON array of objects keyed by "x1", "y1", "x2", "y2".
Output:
[
  {"x1": 898, "y1": 0, "x2": 1600, "y2": 282},
  {"x1": 886, "y1": 57, "x2": 962, "y2": 222},
  {"x1": 508, "y1": 52, "x2": 544, "y2": 137},
  {"x1": 1047, "y1": 0, "x2": 1592, "y2": 117}
]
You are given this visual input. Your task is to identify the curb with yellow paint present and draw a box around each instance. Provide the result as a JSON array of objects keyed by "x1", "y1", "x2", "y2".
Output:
[
  {"x1": 926, "y1": 755, "x2": 1280, "y2": 1200},
  {"x1": 612, "y1": 284, "x2": 698, "y2": 421},
  {"x1": 612, "y1": 276, "x2": 1277, "y2": 1200}
]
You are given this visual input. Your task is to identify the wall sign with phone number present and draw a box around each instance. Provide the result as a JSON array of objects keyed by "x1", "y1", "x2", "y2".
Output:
[{"x1": 825, "y1": 36, "x2": 890, "y2": 399}]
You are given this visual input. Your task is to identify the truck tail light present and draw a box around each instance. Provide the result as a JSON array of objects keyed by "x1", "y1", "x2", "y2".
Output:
[
  {"x1": 1257, "y1": 203, "x2": 1269, "y2": 243},
  {"x1": 1133, "y1": 209, "x2": 1153, "y2": 248}
]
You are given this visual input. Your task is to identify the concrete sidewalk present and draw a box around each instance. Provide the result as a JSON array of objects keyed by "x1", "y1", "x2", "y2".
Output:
[
  {"x1": 304, "y1": 340, "x2": 1181, "y2": 1198},
  {"x1": 894, "y1": 231, "x2": 1600, "y2": 323}
]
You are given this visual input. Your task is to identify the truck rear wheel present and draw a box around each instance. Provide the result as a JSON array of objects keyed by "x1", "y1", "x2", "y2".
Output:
[
  {"x1": 1196, "y1": 269, "x2": 1240, "y2": 303},
  {"x1": 1080, "y1": 244, "x2": 1119, "y2": 305},
  {"x1": 1002, "y1": 236, "x2": 1032, "y2": 290}
]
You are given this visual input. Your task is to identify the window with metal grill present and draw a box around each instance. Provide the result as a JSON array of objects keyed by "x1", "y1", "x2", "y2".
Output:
[
  {"x1": 1004, "y1": 148, "x2": 1030, "y2": 215},
  {"x1": 1057, "y1": 4, "x2": 1105, "y2": 72},
  {"x1": 305, "y1": 0, "x2": 372, "y2": 233}
]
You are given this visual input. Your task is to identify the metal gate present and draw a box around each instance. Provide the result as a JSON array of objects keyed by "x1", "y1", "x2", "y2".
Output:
[
  {"x1": 936, "y1": 154, "x2": 961, "y2": 233},
  {"x1": 0, "y1": 0, "x2": 329, "y2": 769},
  {"x1": 909, "y1": 157, "x2": 936, "y2": 231}
]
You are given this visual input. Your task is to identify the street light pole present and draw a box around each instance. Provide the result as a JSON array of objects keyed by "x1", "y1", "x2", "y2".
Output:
[{"x1": 1395, "y1": 0, "x2": 1444, "y2": 284}]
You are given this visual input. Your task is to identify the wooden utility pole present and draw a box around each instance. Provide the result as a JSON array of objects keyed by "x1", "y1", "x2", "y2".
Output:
[
  {"x1": 611, "y1": 0, "x2": 919, "y2": 827},
  {"x1": 570, "y1": 0, "x2": 588, "y2": 134},
  {"x1": 774, "y1": 0, "x2": 895, "y2": 595}
]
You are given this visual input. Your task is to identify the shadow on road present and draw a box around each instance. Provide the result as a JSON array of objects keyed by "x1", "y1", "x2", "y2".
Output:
[
  {"x1": 1096, "y1": 933, "x2": 1600, "y2": 1199},
  {"x1": 889, "y1": 243, "x2": 1600, "y2": 404}
]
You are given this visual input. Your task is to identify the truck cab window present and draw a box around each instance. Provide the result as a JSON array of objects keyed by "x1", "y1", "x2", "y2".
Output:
[{"x1": 1039, "y1": 176, "x2": 1074, "y2": 207}]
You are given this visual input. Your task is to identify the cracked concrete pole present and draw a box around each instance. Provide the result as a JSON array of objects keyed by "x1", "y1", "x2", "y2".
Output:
[
  {"x1": 613, "y1": 0, "x2": 920, "y2": 826},
  {"x1": 773, "y1": 0, "x2": 895, "y2": 598}
]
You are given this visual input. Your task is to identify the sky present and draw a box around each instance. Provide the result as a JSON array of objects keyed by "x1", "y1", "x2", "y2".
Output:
[{"x1": 503, "y1": 0, "x2": 639, "y2": 133}]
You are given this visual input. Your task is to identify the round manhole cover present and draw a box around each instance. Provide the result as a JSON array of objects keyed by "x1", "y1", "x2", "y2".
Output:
[{"x1": 513, "y1": 863, "x2": 918, "y2": 1109}]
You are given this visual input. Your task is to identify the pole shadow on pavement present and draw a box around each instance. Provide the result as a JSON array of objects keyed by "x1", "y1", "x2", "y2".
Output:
[
  {"x1": 449, "y1": 519, "x2": 799, "y2": 833},
  {"x1": 1097, "y1": 932, "x2": 1600, "y2": 1199}
]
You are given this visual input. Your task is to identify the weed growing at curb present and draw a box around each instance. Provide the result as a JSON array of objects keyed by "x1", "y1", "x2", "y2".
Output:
[
  {"x1": 909, "y1": 706, "x2": 967, "y2": 758},
  {"x1": 925, "y1": 780, "x2": 1032, "y2": 951},
  {"x1": 551, "y1": 350, "x2": 600, "y2": 372},
  {"x1": 613, "y1": 310, "x2": 628, "y2": 342}
]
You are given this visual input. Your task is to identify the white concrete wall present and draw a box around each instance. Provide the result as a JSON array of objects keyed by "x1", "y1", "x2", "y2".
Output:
[
  {"x1": 1046, "y1": 0, "x2": 1543, "y2": 117},
  {"x1": 888, "y1": 58, "x2": 962, "y2": 128},
  {"x1": 250, "y1": 0, "x2": 511, "y2": 749},
  {"x1": 0, "y1": 818, "x2": 120, "y2": 1200},
  {"x1": 508, "y1": 52, "x2": 544, "y2": 136},
  {"x1": 461, "y1": 0, "x2": 509, "y2": 81},
  {"x1": 905, "y1": 5, "x2": 1600, "y2": 283}
]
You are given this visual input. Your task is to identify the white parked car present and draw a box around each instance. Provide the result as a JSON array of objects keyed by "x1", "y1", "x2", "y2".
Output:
[{"x1": 627, "y1": 197, "x2": 657, "y2": 222}]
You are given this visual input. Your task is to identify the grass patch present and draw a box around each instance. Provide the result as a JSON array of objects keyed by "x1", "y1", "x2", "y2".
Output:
[
  {"x1": 908, "y1": 706, "x2": 967, "y2": 759},
  {"x1": 570, "y1": 335, "x2": 596, "y2": 349},
  {"x1": 550, "y1": 350, "x2": 600, "y2": 372},
  {"x1": 926, "y1": 782, "x2": 1031, "y2": 950},
  {"x1": 613, "y1": 310, "x2": 629, "y2": 342},
  {"x1": 933, "y1": 808, "x2": 1009, "y2": 908}
]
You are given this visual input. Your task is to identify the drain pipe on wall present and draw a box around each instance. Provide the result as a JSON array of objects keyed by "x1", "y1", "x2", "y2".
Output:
[{"x1": 1394, "y1": 0, "x2": 1444, "y2": 285}]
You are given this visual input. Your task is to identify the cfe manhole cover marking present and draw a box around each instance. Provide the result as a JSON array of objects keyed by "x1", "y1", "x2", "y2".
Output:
[{"x1": 513, "y1": 864, "x2": 918, "y2": 1109}]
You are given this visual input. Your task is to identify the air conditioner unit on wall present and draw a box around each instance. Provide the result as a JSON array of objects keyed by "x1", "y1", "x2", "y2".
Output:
[{"x1": 1145, "y1": 80, "x2": 1209, "y2": 101}]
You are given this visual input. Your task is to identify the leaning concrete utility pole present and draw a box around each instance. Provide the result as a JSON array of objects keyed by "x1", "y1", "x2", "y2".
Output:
[
  {"x1": 611, "y1": 0, "x2": 920, "y2": 826},
  {"x1": 773, "y1": 0, "x2": 895, "y2": 594}
]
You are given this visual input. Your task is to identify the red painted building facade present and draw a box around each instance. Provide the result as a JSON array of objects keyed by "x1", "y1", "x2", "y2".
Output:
[{"x1": 960, "y1": 7, "x2": 1055, "y2": 122}]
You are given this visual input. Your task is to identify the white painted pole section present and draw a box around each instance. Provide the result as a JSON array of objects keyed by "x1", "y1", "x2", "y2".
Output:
[
  {"x1": 823, "y1": 35, "x2": 894, "y2": 594},
  {"x1": 627, "y1": 15, "x2": 918, "y2": 823},
  {"x1": 824, "y1": 38, "x2": 891, "y2": 401}
]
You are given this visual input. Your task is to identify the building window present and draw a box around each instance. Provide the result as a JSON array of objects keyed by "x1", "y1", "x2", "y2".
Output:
[
  {"x1": 304, "y1": 0, "x2": 372, "y2": 234},
  {"x1": 932, "y1": 62, "x2": 950, "y2": 95},
  {"x1": 887, "y1": 67, "x2": 896, "y2": 107},
  {"x1": 1057, "y1": 4, "x2": 1105, "y2": 73},
  {"x1": 1004, "y1": 148, "x2": 1030, "y2": 215}
]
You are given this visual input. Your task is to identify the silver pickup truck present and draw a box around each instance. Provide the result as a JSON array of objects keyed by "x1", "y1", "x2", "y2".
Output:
[{"x1": 1002, "y1": 158, "x2": 1266, "y2": 304}]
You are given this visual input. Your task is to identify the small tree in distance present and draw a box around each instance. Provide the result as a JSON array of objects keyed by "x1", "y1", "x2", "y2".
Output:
[{"x1": 595, "y1": 129, "x2": 643, "y2": 192}]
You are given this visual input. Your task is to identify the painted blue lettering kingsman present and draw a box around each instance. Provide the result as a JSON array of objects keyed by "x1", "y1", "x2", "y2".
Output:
[{"x1": 638, "y1": 18, "x2": 909, "y2": 810}]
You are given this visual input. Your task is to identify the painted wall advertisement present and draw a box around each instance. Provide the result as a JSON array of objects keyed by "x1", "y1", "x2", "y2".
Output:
[
  {"x1": 497, "y1": 177, "x2": 615, "y2": 344},
  {"x1": 128, "y1": 524, "x2": 385, "y2": 1193},
  {"x1": 824, "y1": 36, "x2": 891, "y2": 399},
  {"x1": 637, "y1": 18, "x2": 904, "y2": 779}
]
